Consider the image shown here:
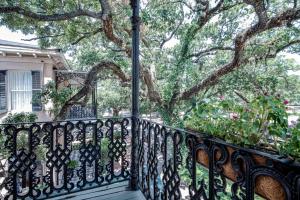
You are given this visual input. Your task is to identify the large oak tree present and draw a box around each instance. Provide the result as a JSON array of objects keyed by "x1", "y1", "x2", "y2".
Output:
[{"x1": 1, "y1": 0, "x2": 300, "y2": 122}]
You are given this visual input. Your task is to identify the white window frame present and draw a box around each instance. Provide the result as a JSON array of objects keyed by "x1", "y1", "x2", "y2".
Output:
[{"x1": 7, "y1": 70, "x2": 33, "y2": 112}]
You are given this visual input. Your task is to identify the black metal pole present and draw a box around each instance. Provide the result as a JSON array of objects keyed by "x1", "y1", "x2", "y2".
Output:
[
  {"x1": 130, "y1": 0, "x2": 140, "y2": 190},
  {"x1": 94, "y1": 81, "x2": 98, "y2": 119}
]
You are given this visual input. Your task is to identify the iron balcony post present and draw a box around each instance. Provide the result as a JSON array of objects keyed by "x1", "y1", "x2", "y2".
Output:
[
  {"x1": 130, "y1": 0, "x2": 140, "y2": 190},
  {"x1": 93, "y1": 81, "x2": 98, "y2": 119}
]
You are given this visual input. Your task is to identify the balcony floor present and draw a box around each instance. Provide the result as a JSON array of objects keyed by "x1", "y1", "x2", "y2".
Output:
[{"x1": 49, "y1": 182, "x2": 145, "y2": 200}]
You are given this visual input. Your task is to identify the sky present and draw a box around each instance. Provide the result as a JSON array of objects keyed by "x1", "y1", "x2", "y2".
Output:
[{"x1": 0, "y1": 26, "x2": 38, "y2": 45}]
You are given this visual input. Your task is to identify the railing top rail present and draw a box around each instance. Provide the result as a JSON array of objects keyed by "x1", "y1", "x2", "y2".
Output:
[
  {"x1": 0, "y1": 116, "x2": 299, "y2": 167},
  {"x1": 139, "y1": 118, "x2": 300, "y2": 168},
  {"x1": 0, "y1": 115, "x2": 131, "y2": 126}
]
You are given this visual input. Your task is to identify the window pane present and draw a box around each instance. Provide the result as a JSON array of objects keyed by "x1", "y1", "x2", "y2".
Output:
[
  {"x1": 32, "y1": 90, "x2": 42, "y2": 111},
  {"x1": 8, "y1": 71, "x2": 32, "y2": 112},
  {"x1": 32, "y1": 71, "x2": 41, "y2": 89},
  {"x1": 32, "y1": 71, "x2": 42, "y2": 111},
  {"x1": 0, "y1": 73, "x2": 5, "y2": 83},
  {"x1": 0, "y1": 72, "x2": 6, "y2": 111}
]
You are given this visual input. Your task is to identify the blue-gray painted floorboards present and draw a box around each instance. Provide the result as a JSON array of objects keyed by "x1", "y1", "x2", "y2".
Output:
[{"x1": 49, "y1": 182, "x2": 145, "y2": 200}]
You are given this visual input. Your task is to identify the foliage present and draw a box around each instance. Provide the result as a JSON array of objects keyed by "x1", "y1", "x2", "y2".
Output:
[
  {"x1": 0, "y1": 112, "x2": 38, "y2": 160},
  {"x1": 0, "y1": 0, "x2": 299, "y2": 161},
  {"x1": 281, "y1": 119, "x2": 300, "y2": 159},
  {"x1": 67, "y1": 160, "x2": 78, "y2": 169},
  {"x1": 2, "y1": 112, "x2": 37, "y2": 124},
  {"x1": 97, "y1": 79, "x2": 130, "y2": 116},
  {"x1": 1, "y1": 0, "x2": 300, "y2": 123},
  {"x1": 97, "y1": 79, "x2": 153, "y2": 116},
  {"x1": 185, "y1": 95, "x2": 300, "y2": 159},
  {"x1": 39, "y1": 81, "x2": 75, "y2": 117},
  {"x1": 99, "y1": 137, "x2": 110, "y2": 166}
]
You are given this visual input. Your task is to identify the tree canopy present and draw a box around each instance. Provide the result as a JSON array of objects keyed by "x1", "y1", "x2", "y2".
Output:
[{"x1": 1, "y1": 0, "x2": 300, "y2": 123}]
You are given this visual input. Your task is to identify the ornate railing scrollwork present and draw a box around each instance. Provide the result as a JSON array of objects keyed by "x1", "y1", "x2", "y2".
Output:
[
  {"x1": 0, "y1": 118, "x2": 131, "y2": 199},
  {"x1": 1, "y1": 117, "x2": 300, "y2": 200},
  {"x1": 137, "y1": 119, "x2": 300, "y2": 200}
]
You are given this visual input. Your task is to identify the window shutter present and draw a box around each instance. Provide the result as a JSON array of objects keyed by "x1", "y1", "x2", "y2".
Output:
[
  {"x1": 0, "y1": 71, "x2": 6, "y2": 111},
  {"x1": 32, "y1": 71, "x2": 42, "y2": 111}
]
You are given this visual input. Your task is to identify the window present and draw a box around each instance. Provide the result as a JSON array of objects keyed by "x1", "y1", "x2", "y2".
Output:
[
  {"x1": 0, "y1": 71, "x2": 6, "y2": 112},
  {"x1": 8, "y1": 71, "x2": 33, "y2": 112},
  {"x1": 32, "y1": 71, "x2": 42, "y2": 111},
  {"x1": 6, "y1": 70, "x2": 42, "y2": 112}
]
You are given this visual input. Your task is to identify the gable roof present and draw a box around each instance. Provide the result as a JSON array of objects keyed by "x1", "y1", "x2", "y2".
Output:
[
  {"x1": 0, "y1": 39, "x2": 40, "y2": 48},
  {"x1": 0, "y1": 39, "x2": 68, "y2": 69}
]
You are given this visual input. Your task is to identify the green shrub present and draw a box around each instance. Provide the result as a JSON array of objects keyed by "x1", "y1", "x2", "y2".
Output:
[
  {"x1": 0, "y1": 112, "x2": 38, "y2": 159},
  {"x1": 38, "y1": 81, "x2": 75, "y2": 117},
  {"x1": 185, "y1": 95, "x2": 300, "y2": 160},
  {"x1": 2, "y1": 112, "x2": 37, "y2": 124},
  {"x1": 281, "y1": 120, "x2": 300, "y2": 159}
]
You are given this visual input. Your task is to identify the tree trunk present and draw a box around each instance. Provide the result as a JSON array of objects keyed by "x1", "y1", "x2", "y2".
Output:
[{"x1": 112, "y1": 108, "x2": 120, "y2": 117}]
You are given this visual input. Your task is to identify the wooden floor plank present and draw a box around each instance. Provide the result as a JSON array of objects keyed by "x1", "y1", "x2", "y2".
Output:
[
  {"x1": 85, "y1": 190, "x2": 141, "y2": 200},
  {"x1": 49, "y1": 182, "x2": 128, "y2": 200},
  {"x1": 51, "y1": 182, "x2": 145, "y2": 200},
  {"x1": 86, "y1": 190, "x2": 145, "y2": 200},
  {"x1": 72, "y1": 188, "x2": 127, "y2": 200}
]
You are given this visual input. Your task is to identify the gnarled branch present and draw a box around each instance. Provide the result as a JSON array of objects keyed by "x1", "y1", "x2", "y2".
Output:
[
  {"x1": 72, "y1": 28, "x2": 103, "y2": 45},
  {"x1": 0, "y1": 6, "x2": 102, "y2": 21},
  {"x1": 187, "y1": 46, "x2": 235, "y2": 58},
  {"x1": 179, "y1": 7, "x2": 300, "y2": 101},
  {"x1": 243, "y1": 0, "x2": 268, "y2": 24},
  {"x1": 56, "y1": 60, "x2": 130, "y2": 120},
  {"x1": 98, "y1": 1, "x2": 162, "y2": 105}
]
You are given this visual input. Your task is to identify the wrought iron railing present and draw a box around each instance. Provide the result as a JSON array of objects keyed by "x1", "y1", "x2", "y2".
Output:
[
  {"x1": 0, "y1": 118, "x2": 131, "y2": 199},
  {"x1": 1, "y1": 117, "x2": 300, "y2": 200},
  {"x1": 67, "y1": 105, "x2": 97, "y2": 119},
  {"x1": 136, "y1": 118, "x2": 300, "y2": 200}
]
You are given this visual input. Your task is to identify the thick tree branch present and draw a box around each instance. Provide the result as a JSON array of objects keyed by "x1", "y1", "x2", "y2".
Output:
[
  {"x1": 98, "y1": 1, "x2": 162, "y2": 105},
  {"x1": 98, "y1": 0, "x2": 112, "y2": 19},
  {"x1": 102, "y1": 16, "x2": 132, "y2": 57},
  {"x1": 96, "y1": 0, "x2": 130, "y2": 55},
  {"x1": 180, "y1": 1, "x2": 240, "y2": 59},
  {"x1": 56, "y1": 61, "x2": 130, "y2": 120},
  {"x1": 179, "y1": 7, "x2": 300, "y2": 101},
  {"x1": 168, "y1": 1, "x2": 241, "y2": 107},
  {"x1": 273, "y1": 39, "x2": 300, "y2": 55},
  {"x1": 0, "y1": 6, "x2": 102, "y2": 21},
  {"x1": 187, "y1": 46, "x2": 235, "y2": 58},
  {"x1": 243, "y1": 0, "x2": 268, "y2": 24},
  {"x1": 72, "y1": 28, "x2": 103, "y2": 45},
  {"x1": 104, "y1": 29, "x2": 161, "y2": 103},
  {"x1": 141, "y1": 66, "x2": 162, "y2": 104}
]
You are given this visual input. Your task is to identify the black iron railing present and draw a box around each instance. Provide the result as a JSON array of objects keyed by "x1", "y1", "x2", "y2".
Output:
[
  {"x1": 0, "y1": 118, "x2": 130, "y2": 199},
  {"x1": 67, "y1": 105, "x2": 97, "y2": 119},
  {"x1": 1, "y1": 117, "x2": 300, "y2": 200},
  {"x1": 135, "y1": 118, "x2": 300, "y2": 200}
]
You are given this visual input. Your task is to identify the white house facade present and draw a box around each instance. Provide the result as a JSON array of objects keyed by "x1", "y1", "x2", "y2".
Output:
[{"x1": 0, "y1": 39, "x2": 68, "y2": 121}]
